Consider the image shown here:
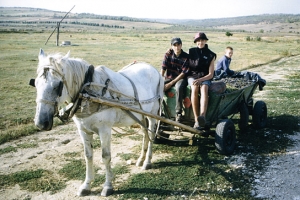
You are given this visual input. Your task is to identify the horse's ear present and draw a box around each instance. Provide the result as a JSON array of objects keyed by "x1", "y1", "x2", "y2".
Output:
[
  {"x1": 64, "y1": 50, "x2": 71, "y2": 59},
  {"x1": 39, "y1": 48, "x2": 46, "y2": 60}
]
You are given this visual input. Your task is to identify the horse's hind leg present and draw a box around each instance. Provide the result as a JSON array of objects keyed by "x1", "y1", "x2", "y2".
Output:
[{"x1": 77, "y1": 131, "x2": 94, "y2": 196}]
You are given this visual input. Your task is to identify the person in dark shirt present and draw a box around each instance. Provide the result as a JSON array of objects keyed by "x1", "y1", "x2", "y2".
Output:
[
  {"x1": 188, "y1": 32, "x2": 216, "y2": 129},
  {"x1": 161, "y1": 37, "x2": 189, "y2": 122},
  {"x1": 215, "y1": 46, "x2": 235, "y2": 77}
]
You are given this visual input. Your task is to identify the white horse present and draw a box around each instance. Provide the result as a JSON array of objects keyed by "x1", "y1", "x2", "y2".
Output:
[{"x1": 31, "y1": 49, "x2": 164, "y2": 196}]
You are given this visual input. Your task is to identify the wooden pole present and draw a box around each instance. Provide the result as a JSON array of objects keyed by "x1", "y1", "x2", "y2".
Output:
[
  {"x1": 56, "y1": 22, "x2": 60, "y2": 46},
  {"x1": 45, "y1": 5, "x2": 75, "y2": 45},
  {"x1": 79, "y1": 94, "x2": 201, "y2": 135}
]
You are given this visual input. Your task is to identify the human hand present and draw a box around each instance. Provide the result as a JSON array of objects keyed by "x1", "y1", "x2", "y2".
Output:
[
  {"x1": 164, "y1": 82, "x2": 173, "y2": 91},
  {"x1": 166, "y1": 48, "x2": 173, "y2": 54},
  {"x1": 192, "y1": 79, "x2": 201, "y2": 86}
]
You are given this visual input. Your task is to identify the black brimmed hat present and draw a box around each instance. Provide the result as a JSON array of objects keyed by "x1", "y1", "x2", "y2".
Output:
[
  {"x1": 171, "y1": 37, "x2": 182, "y2": 45},
  {"x1": 194, "y1": 32, "x2": 209, "y2": 43}
]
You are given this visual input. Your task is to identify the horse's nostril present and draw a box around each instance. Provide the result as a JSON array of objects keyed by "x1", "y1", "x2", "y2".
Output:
[
  {"x1": 35, "y1": 120, "x2": 53, "y2": 131},
  {"x1": 44, "y1": 121, "x2": 49, "y2": 129}
]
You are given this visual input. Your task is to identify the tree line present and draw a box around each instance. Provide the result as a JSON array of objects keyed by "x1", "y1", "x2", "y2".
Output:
[{"x1": 0, "y1": 20, "x2": 125, "y2": 29}]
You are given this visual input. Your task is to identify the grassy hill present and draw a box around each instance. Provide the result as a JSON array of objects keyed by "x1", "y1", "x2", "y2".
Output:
[
  {"x1": 159, "y1": 14, "x2": 300, "y2": 26},
  {"x1": 153, "y1": 14, "x2": 300, "y2": 33},
  {"x1": 0, "y1": 7, "x2": 173, "y2": 32},
  {"x1": 1, "y1": 7, "x2": 300, "y2": 34}
]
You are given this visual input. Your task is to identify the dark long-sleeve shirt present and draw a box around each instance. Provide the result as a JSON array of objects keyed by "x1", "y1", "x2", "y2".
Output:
[
  {"x1": 162, "y1": 49, "x2": 189, "y2": 80},
  {"x1": 215, "y1": 55, "x2": 234, "y2": 76}
]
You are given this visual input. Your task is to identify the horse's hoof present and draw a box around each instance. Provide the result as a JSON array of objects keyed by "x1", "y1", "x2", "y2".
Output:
[
  {"x1": 101, "y1": 187, "x2": 114, "y2": 196},
  {"x1": 142, "y1": 163, "x2": 152, "y2": 170},
  {"x1": 77, "y1": 189, "x2": 91, "y2": 196},
  {"x1": 136, "y1": 159, "x2": 143, "y2": 167}
]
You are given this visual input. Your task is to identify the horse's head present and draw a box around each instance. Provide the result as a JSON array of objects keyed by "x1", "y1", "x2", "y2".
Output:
[{"x1": 30, "y1": 49, "x2": 70, "y2": 130}]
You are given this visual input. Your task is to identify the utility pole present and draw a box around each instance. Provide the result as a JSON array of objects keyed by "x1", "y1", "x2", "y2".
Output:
[{"x1": 56, "y1": 22, "x2": 60, "y2": 46}]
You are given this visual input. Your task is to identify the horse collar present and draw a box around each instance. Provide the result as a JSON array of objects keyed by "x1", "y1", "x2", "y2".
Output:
[
  {"x1": 84, "y1": 65, "x2": 95, "y2": 84},
  {"x1": 68, "y1": 65, "x2": 95, "y2": 119}
]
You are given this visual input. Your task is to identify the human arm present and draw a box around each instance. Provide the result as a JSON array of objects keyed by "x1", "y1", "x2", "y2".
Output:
[
  {"x1": 164, "y1": 72, "x2": 185, "y2": 91},
  {"x1": 161, "y1": 68, "x2": 166, "y2": 77},
  {"x1": 223, "y1": 58, "x2": 234, "y2": 76}
]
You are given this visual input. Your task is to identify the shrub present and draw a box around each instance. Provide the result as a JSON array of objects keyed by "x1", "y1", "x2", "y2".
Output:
[{"x1": 225, "y1": 31, "x2": 233, "y2": 37}]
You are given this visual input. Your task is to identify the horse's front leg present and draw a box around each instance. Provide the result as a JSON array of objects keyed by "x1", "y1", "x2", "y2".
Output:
[
  {"x1": 136, "y1": 118, "x2": 155, "y2": 170},
  {"x1": 77, "y1": 130, "x2": 94, "y2": 196},
  {"x1": 99, "y1": 126, "x2": 114, "y2": 196}
]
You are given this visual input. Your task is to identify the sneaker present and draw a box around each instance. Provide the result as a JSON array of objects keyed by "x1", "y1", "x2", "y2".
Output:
[
  {"x1": 194, "y1": 122, "x2": 205, "y2": 131},
  {"x1": 197, "y1": 116, "x2": 206, "y2": 127},
  {"x1": 176, "y1": 114, "x2": 183, "y2": 123}
]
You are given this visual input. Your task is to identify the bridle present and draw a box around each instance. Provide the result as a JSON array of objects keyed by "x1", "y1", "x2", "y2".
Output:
[
  {"x1": 33, "y1": 64, "x2": 95, "y2": 120},
  {"x1": 34, "y1": 66, "x2": 73, "y2": 119}
]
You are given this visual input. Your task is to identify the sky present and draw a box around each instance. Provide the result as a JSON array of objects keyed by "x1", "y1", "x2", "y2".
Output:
[{"x1": 0, "y1": 0, "x2": 299, "y2": 19}]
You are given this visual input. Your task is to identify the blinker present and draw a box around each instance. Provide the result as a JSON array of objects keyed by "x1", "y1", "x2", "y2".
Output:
[
  {"x1": 58, "y1": 81, "x2": 63, "y2": 97},
  {"x1": 29, "y1": 79, "x2": 35, "y2": 87}
]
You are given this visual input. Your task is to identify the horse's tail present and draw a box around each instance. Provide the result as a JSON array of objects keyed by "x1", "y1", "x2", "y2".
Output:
[{"x1": 157, "y1": 68, "x2": 164, "y2": 106}]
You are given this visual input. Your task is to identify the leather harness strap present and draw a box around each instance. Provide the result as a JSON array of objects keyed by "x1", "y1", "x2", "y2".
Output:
[
  {"x1": 119, "y1": 72, "x2": 154, "y2": 140},
  {"x1": 69, "y1": 65, "x2": 95, "y2": 118},
  {"x1": 119, "y1": 72, "x2": 139, "y2": 102}
]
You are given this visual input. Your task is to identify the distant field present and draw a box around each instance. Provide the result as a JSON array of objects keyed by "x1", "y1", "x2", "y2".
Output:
[
  {"x1": 214, "y1": 22, "x2": 300, "y2": 34},
  {"x1": 0, "y1": 7, "x2": 172, "y2": 31},
  {"x1": 1, "y1": 30, "x2": 299, "y2": 136}
]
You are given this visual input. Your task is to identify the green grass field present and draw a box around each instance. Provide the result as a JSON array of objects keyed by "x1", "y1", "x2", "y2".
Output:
[{"x1": 0, "y1": 30, "x2": 299, "y2": 138}]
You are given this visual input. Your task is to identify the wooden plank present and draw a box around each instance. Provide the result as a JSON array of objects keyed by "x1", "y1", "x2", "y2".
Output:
[{"x1": 79, "y1": 94, "x2": 201, "y2": 135}]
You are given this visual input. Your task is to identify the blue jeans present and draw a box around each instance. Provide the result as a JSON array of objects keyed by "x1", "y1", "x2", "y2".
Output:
[{"x1": 187, "y1": 77, "x2": 211, "y2": 87}]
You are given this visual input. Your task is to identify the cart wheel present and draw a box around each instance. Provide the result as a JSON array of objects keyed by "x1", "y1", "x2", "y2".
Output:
[
  {"x1": 252, "y1": 101, "x2": 267, "y2": 129},
  {"x1": 153, "y1": 118, "x2": 171, "y2": 144},
  {"x1": 238, "y1": 102, "x2": 249, "y2": 132},
  {"x1": 215, "y1": 119, "x2": 236, "y2": 155}
]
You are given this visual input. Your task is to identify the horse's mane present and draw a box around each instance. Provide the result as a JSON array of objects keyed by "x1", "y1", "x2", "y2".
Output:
[{"x1": 37, "y1": 52, "x2": 90, "y2": 78}]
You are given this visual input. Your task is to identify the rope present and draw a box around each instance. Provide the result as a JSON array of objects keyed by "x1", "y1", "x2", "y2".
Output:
[{"x1": 112, "y1": 126, "x2": 141, "y2": 136}]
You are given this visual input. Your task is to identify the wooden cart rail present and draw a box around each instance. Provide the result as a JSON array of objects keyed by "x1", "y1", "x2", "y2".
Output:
[{"x1": 79, "y1": 93, "x2": 201, "y2": 135}]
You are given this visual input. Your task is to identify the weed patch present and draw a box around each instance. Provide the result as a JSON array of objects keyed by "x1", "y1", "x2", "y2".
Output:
[
  {"x1": 0, "y1": 169, "x2": 65, "y2": 193},
  {"x1": 0, "y1": 145, "x2": 17, "y2": 155}
]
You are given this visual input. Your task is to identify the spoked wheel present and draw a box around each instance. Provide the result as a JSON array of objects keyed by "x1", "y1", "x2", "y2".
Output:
[
  {"x1": 238, "y1": 102, "x2": 249, "y2": 132},
  {"x1": 154, "y1": 100, "x2": 171, "y2": 144},
  {"x1": 215, "y1": 119, "x2": 236, "y2": 155},
  {"x1": 252, "y1": 101, "x2": 267, "y2": 129},
  {"x1": 153, "y1": 120, "x2": 170, "y2": 144}
]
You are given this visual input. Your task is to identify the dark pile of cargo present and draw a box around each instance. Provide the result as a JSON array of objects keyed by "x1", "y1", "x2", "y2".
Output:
[
  {"x1": 222, "y1": 77, "x2": 255, "y2": 92},
  {"x1": 213, "y1": 71, "x2": 266, "y2": 93}
]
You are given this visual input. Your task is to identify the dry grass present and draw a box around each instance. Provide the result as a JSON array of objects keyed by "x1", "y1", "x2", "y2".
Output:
[{"x1": 0, "y1": 30, "x2": 300, "y2": 139}]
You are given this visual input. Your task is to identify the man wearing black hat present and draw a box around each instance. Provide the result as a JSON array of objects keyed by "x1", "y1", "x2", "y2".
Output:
[
  {"x1": 188, "y1": 32, "x2": 216, "y2": 129},
  {"x1": 161, "y1": 37, "x2": 190, "y2": 122}
]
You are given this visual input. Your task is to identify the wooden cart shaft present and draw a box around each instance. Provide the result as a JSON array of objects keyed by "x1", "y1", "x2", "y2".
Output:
[{"x1": 79, "y1": 93, "x2": 201, "y2": 135}]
